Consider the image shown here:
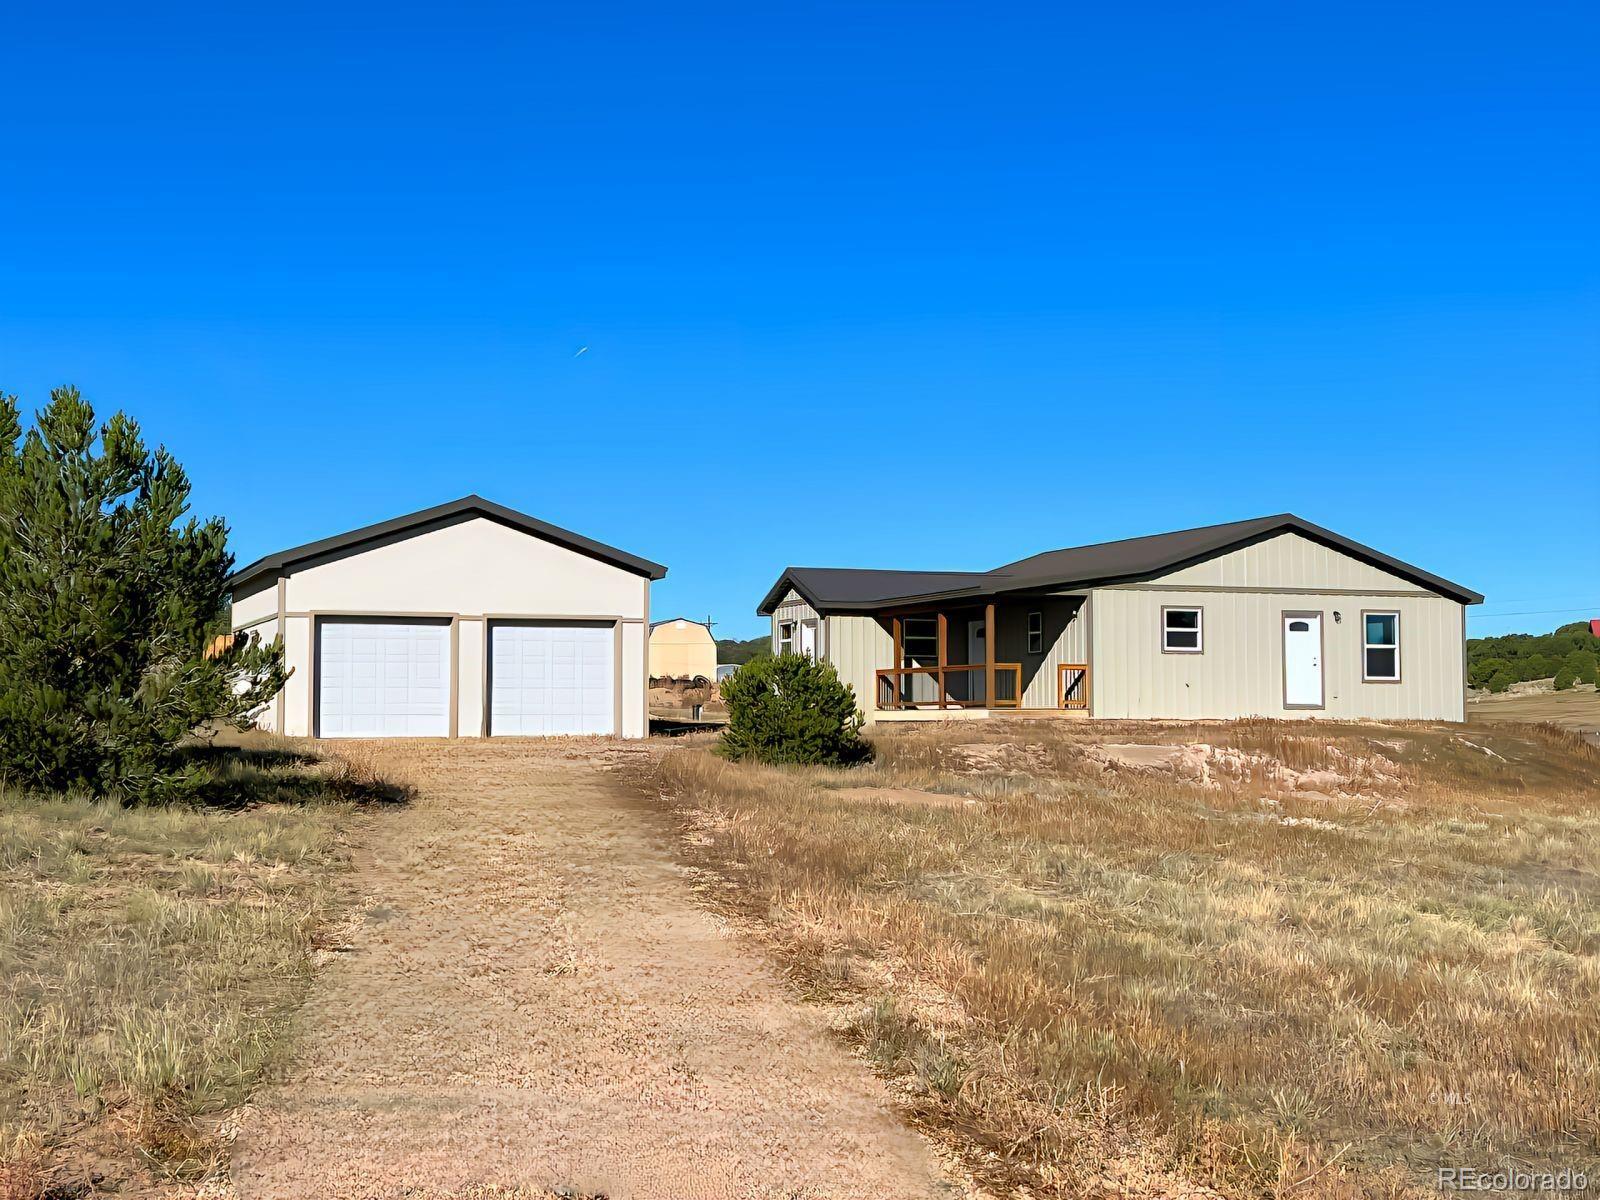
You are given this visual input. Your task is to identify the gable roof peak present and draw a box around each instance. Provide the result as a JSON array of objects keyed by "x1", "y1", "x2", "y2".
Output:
[
  {"x1": 228, "y1": 495, "x2": 667, "y2": 587},
  {"x1": 758, "y1": 512, "x2": 1482, "y2": 613}
]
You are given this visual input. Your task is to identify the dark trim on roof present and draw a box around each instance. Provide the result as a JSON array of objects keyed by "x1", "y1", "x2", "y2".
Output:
[
  {"x1": 757, "y1": 570, "x2": 819, "y2": 616},
  {"x1": 757, "y1": 571, "x2": 811, "y2": 616},
  {"x1": 228, "y1": 495, "x2": 667, "y2": 589},
  {"x1": 755, "y1": 514, "x2": 1481, "y2": 615},
  {"x1": 756, "y1": 567, "x2": 991, "y2": 616},
  {"x1": 1090, "y1": 515, "x2": 1484, "y2": 606}
]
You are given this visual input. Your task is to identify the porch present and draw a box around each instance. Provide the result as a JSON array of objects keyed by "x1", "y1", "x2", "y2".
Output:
[{"x1": 873, "y1": 599, "x2": 1091, "y2": 715}]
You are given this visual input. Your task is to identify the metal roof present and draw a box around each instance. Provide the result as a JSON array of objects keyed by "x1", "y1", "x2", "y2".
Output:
[
  {"x1": 757, "y1": 514, "x2": 1482, "y2": 614},
  {"x1": 228, "y1": 495, "x2": 668, "y2": 588},
  {"x1": 758, "y1": 567, "x2": 991, "y2": 614}
]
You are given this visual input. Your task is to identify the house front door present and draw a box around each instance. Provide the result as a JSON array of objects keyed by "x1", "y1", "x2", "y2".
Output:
[
  {"x1": 798, "y1": 620, "x2": 817, "y2": 659},
  {"x1": 1283, "y1": 612, "x2": 1324, "y2": 709}
]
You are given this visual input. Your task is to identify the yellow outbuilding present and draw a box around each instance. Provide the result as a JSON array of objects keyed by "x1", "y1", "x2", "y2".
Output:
[{"x1": 649, "y1": 617, "x2": 716, "y2": 682}]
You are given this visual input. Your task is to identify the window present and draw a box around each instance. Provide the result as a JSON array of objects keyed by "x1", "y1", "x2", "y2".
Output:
[
  {"x1": 902, "y1": 617, "x2": 938, "y2": 665},
  {"x1": 1161, "y1": 606, "x2": 1203, "y2": 653},
  {"x1": 1027, "y1": 611, "x2": 1043, "y2": 654},
  {"x1": 1363, "y1": 611, "x2": 1400, "y2": 681},
  {"x1": 778, "y1": 621, "x2": 794, "y2": 655}
]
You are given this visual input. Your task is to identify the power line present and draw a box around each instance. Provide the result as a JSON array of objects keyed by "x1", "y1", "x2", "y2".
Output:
[
  {"x1": 1474, "y1": 595, "x2": 1600, "y2": 608},
  {"x1": 1468, "y1": 605, "x2": 1598, "y2": 620}
]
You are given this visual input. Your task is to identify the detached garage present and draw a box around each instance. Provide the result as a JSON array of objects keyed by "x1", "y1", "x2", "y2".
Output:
[{"x1": 227, "y1": 496, "x2": 666, "y2": 739}]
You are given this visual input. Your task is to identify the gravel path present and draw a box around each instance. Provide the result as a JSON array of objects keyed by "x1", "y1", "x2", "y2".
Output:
[{"x1": 231, "y1": 740, "x2": 960, "y2": 1200}]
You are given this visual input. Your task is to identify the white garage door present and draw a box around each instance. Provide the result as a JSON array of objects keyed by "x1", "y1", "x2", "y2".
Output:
[
  {"x1": 318, "y1": 619, "x2": 451, "y2": 738},
  {"x1": 490, "y1": 621, "x2": 615, "y2": 736}
]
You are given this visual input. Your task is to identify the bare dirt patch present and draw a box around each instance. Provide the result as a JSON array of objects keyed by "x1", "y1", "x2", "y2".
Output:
[
  {"x1": 829, "y1": 786, "x2": 972, "y2": 809},
  {"x1": 939, "y1": 742, "x2": 1049, "y2": 775},
  {"x1": 1469, "y1": 684, "x2": 1600, "y2": 745},
  {"x1": 230, "y1": 739, "x2": 968, "y2": 1200},
  {"x1": 1079, "y1": 740, "x2": 1406, "y2": 802}
]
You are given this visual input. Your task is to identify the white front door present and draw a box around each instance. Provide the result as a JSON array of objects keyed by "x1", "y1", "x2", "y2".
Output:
[
  {"x1": 967, "y1": 620, "x2": 987, "y2": 703},
  {"x1": 317, "y1": 619, "x2": 452, "y2": 738},
  {"x1": 1283, "y1": 613, "x2": 1323, "y2": 709},
  {"x1": 798, "y1": 621, "x2": 817, "y2": 659},
  {"x1": 490, "y1": 621, "x2": 615, "y2": 736}
]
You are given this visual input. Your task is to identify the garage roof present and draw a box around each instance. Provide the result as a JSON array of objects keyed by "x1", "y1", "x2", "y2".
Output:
[
  {"x1": 757, "y1": 514, "x2": 1482, "y2": 613},
  {"x1": 229, "y1": 495, "x2": 668, "y2": 588}
]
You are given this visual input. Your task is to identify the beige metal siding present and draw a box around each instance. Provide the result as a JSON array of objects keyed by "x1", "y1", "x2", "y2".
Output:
[
  {"x1": 1091, "y1": 587, "x2": 1465, "y2": 720},
  {"x1": 230, "y1": 575, "x2": 279, "y2": 629},
  {"x1": 824, "y1": 613, "x2": 893, "y2": 717},
  {"x1": 1087, "y1": 531, "x2": 1467, "y2": 721},
  {"x1": 282, "y1": 614, "x2": 314, "y2": 735},
  {"x1": 457, "y1": 617, "x2": 485, "y2": 736},
  {"x1": 770, "y1": 590, "x2": 820, "y2": 653},
  {"x1": 1150, "y1": 530, "x2": 1432, "y2": 593},
  {"x1": 280, "y1": 516, "x2": 647, "y2": 618}
]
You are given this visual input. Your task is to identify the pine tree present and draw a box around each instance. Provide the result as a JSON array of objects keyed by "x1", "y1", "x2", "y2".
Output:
[
  {"x1": 719, "y1": 653, "x2": 869, "y2": 765},
  {"x1": 0, "y1": 387, "x2": 287, "y2": 801},
  {"x1": 1565, "y1": 649, "x2": 1599, "y2": 687}
]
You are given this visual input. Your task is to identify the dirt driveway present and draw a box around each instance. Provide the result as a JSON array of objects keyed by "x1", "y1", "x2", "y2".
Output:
[{"x1": 231, "y1": 740, "x2": 963, "y2": 1200}]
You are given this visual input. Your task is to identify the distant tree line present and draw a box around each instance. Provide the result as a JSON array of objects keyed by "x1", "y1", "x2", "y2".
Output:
[
  {"x1": 1468, "y1": 622, "x2": 1599, "y2": 694},
  {"x1": 716, "y1": 635, "x2": 771, "y2": 666}
]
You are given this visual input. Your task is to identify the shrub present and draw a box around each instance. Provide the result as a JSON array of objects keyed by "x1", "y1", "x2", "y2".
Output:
[
  {"x1": 1486, "y1": 669, "x2": 1518, "y2": 694},
  {"x1": 719, "y1": 653, "x2": 869, "y2": 766},
  {"x1": 1554, "y1": 666, "x2": 1577, "y2": 691},
  {"x1": 0, "y1": 388, "x2": 287, "y2": 802}
]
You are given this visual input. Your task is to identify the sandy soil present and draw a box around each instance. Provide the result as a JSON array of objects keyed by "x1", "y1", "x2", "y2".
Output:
[
  {"x1": 1469, "y1": 685, "x2": 1600, "y2": 744},
  {"x1": 828, "y1": 785, "x2": 973, "y2": 808},
  {"x1": 229, "y1": 739, "x2": 961, "y2": 1200}
]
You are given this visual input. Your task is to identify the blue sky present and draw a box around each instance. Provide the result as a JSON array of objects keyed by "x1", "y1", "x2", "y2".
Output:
[{"x1": 2, "y1": 2, "x2": 1595, "y2": 639}]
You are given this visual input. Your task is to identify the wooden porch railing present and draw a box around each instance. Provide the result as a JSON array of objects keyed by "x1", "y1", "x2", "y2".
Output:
[
  {"x1": 875, "y1": 663, "x2": 1022, "y2": 711},
  {"x1": 1057, "y1": 663, "x2": 1091, "y2": 710}
]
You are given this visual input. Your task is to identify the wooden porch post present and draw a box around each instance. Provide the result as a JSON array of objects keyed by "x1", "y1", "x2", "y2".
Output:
[
  {"x1": 936, "y1": 612, "x2": 948, "y2": 709},
  {"x1": 891, "y1": 616, "x2": 902, "y2": 709},
  {"x1": 985, "y1": 602, "x2": 996, "y2": 708}
]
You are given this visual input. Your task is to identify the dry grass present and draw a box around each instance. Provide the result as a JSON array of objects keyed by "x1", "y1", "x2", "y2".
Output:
[
  {"x1": 652, "y1": 719, "x2": 1600, "y2": 1199},
  {"x1": 0, "y1": 734, "x2": 394, "y2": 1195}
]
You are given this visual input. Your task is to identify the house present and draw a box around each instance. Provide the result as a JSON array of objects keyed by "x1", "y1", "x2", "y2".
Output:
[
  {"x1": 648, "y1": 617, "x2": 716, "y2": 682},
  {"x1": 228, "y1": 496, "x2": 666, "y2": 738},
  {"x1": 758, "y1": 514, "x2": 1481, "y2": 723}
]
